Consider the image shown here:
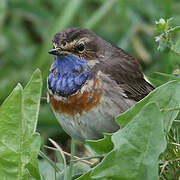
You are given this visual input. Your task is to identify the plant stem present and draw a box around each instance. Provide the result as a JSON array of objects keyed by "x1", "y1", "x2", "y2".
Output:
[
  {"x1": 68, "y1": 138, "x2": 75, "y2": 180},
  {"x1": 48, "y1": 138, "x2": 68, "y2": 180},
  {"x1": 71, "y1": 155, "x2": 103, "y2": 162},
  {"x1": 45, "y1": 145, "x2": 93, "y2": 166}
]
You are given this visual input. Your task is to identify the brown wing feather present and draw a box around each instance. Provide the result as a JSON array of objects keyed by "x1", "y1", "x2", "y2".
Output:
[{"x1": 93, "y1": 47, "x2": 154, "y2": 101}]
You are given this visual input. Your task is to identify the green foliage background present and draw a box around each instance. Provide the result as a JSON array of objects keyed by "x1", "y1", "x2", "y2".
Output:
[
  {"x1": 0, "y1": 0, "x2": 180, "y2": 179},
  {"x1": 0, "y1": 1, "x2": 180, "y2": 179}
]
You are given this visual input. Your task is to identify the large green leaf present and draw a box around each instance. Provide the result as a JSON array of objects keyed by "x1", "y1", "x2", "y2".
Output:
[
  {"x1": 22, "y1": 69, "x2": 42, "y2": 179},
  {"x1": 93, "y1": 103, "x2": 166, "y2": 180},
  {"x1": 0, "y1": 69, "x2": 42, "y2": 179},
  {"x1": 22, "y1": 69, "x2": 42, "y2": 180},
  {"x1": 78, "y1": 103, "x2": 166, "y2": 180},
  {"x1": 0, "y1": 84, "x2": 24, "y2": 179},
  {"x1": 23, "y1": 69, "x2": 42, "y2": 134},
  {"x1": 23, "y1": 133, "x2": 41, "y2": 180}
]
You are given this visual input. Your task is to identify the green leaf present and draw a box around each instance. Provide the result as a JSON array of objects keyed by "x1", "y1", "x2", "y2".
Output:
[
  {"x1": 23, "y1": 69, "x2": 42, "y2": 134},
  {"x1": 77, "y1": 171, "x2": 91, "y2": 180},
  {"x1": 57, "y1": 162, "x2": 91, "y2": 180},
  {"x1": 171, "y1": 38, "x2": 180, "y2": 54},
  {"x1": 23, "y1": 132, "x2": 41, "y2": 180},
  {"x1": 72, "y1": 162, "x2": 91, "y2": 179},
  {"x1": 117, "y1": 80, "x2": 180, "y2": 131},
  {"x1": 167, "y1": 25, "x2": 180, "y2": 34},
  {"x1": 0, "y1": 84, "x2": 24, "y2": 179},
  {"x1": 87, "y1": 133, "x2": 114, "y2": 155},
  {"x1": 0, "y1": 70, "x2": 42, "y2": 179},
  {"x1": 93, "y1": 103, "x2": 166, "y2": 180},
  {"x1": 147, "y1": 72, "x2": 179, "y2": 87},
  {"x1": 155, "y1": 18, "x2": 167, "y2": 32},
  {"x1": 78, "y1": 103, "x2": 166, "y2": 180},
  {"x1": 22, "y1": 69, "x2": 42, "y2": 180},
  {"x1": 38, "y1": 159, "x2": 57, "y2": 180},
  {"x1": 157, "y1": 39, "x2": 171, "y2": 52}
]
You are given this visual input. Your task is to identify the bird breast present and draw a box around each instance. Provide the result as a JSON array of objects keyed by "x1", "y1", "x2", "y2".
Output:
[{"x1": 48, "y1": 77, "x2": 103, "y2": 117}]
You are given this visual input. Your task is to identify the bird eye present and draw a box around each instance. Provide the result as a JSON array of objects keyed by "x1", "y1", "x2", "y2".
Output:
[
  {"x1": 62, "y1": 41, "x2": 67, "y2": 46},
  {"x1": 77, "y1": 43, "x2": 85, "y2": 52}
]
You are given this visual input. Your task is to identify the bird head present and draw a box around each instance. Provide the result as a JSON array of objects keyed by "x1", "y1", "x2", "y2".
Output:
[{"x1": 48, "y1": 27, "x2": 110, "y2": 62}]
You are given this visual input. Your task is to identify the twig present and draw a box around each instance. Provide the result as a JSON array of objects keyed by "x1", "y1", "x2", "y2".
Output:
[
  {"x1": 44, "y1": 145, "x2": 94, "y2": 166},
  {"x1": 171, "y1": 142, "x2": 180, "y2": 147},
  {"x1": 49, "y1": 138, "x2": 68, "y2": 179},
  {"x1": 41, "y1": 97, "x2": 47, "y2": 100},
  {"x1": 160, "y1": 157, "x2": 180, "y2": 176},
  {"x1": 160, "y1": 161, "x2": 169, "y2": 177},
  {"x1": 71, "y1": 155, "x2": 104, "y2": 162},
  {"x1": 48, "y1": 138, "x2": 66, "y2": 164},
  {"x1": 174, "y1": 120, "x2": 180, "y2": 123}
]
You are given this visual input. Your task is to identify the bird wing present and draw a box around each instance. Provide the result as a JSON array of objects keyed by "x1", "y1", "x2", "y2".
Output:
[{"x1": 94, "y1": 50, "x2": 154, "y2": 102}]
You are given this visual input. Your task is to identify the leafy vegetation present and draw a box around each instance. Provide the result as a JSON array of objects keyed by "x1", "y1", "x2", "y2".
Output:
[
  {"x1": 0, "y1": 70, "x2": 42, "y2": 179},
  {"x1": 1, "y1": 0, "x2": 180, "y2": 179}
]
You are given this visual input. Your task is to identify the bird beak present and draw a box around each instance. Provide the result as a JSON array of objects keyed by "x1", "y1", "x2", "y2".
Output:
[{"x1": 48, "y1": 48, "x2": 61, "y2": 55}]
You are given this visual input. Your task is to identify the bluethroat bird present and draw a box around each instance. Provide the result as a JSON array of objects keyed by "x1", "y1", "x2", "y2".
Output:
[{"x1": 47, "y1": 27, "x2": 154, "y2": 142}]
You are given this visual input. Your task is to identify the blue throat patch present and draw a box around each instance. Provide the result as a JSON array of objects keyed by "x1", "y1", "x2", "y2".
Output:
[{"x1": 48, "y1": 54, "x2": 90, "y2": 97}]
